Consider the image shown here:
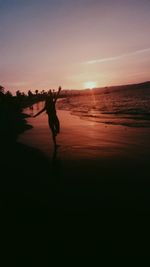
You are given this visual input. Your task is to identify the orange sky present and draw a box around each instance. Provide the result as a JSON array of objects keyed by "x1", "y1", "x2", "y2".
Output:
[{"x1": 0, "y1": 0, "x2": 150, "y2": 93}]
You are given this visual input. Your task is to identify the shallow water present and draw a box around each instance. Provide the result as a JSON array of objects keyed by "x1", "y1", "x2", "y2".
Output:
[
  {"x1": 58, "y1": 86, "x2": 150, "y2": 127},
  {"x1": 20, "y1": 103, "x2": 150, "y2": 163}
]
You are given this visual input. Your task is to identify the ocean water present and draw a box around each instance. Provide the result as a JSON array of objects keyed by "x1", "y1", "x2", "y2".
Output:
[{"x1": 58, "y1": 86, "x2": 150, "y2": 127}]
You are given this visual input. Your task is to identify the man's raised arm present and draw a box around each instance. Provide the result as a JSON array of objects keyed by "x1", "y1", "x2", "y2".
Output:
[
  {"x1": 33, "y1": 106, "x2": 46, "y2": 117},
  {"x1": 54, "y1": 86, "x2": 61, "y2": 102}
]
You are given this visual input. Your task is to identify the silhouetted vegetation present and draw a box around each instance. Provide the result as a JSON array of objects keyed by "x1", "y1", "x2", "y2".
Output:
[
  {"x1": 0, "y1": 84, "x2": 66, "y2": 146},
  {"x1": 0, "y1": 85, "x2": 30, "y2": 144}
]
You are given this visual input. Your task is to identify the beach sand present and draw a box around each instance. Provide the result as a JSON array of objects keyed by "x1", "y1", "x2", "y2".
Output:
[
  {"x1": 1, "y1": 107, "x2": 150, "y2": 262},
  {"x1": 19, "y1": 108, "x2": 150, "y2": 160},
  {"x1": 19, "y1": 108, "x2": 150, "y2": 182}
]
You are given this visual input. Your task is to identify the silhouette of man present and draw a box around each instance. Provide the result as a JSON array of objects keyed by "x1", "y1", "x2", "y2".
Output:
[{"x1": 33, "y1": 86, "x2": 61, "y2": 147}]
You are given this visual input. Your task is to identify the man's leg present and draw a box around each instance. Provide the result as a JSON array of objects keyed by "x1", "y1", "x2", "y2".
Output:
[
  {"x1": 48, "y1": 118, "x2": 57, "y2": 146},
  {"x1": 55, "y1": 116, "x2": 60, "y2": 134}
]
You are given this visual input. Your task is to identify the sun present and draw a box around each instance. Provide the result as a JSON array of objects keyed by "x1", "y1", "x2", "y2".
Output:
[{"x1": 83, "y1": 81, "x2": 97, "y2": 89}]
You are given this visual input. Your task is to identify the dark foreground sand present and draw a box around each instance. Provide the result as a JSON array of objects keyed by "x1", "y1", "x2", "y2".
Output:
[{"x1": 1, "y1": 108, "x2": 150, "y2": 264}]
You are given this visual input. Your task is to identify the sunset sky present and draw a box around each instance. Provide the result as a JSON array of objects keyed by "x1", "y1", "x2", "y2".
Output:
[{"x1": 0, "y1": 0, "x2": 150, "y2": 93}]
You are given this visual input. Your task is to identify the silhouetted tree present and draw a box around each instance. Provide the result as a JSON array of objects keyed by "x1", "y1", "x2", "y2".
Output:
[
  {"x1": 28, "y1": 90, "x2": 33, "y2": 97},
  {"x1": 16, "y1": 90, "x2": 22, "y2": 97},
  {"x1": 5, "y1": 91, "x2": 12, "y2": 98},
  {"x1": 35, "y1": 90, "x2": 38, "y2": 95},
  {"x1": 0, "y1": 85, "x2": 5, "y2": 95},
  {"x1": 21, "y1": 92, "x2": 26, "y2": 97},
  {"x1": 41, "y1": 90, "x2": 45, "y2": 95}
]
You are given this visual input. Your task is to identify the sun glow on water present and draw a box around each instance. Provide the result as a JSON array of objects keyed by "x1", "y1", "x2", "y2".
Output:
[{"x1": 84, "y1": 81, "x2": 97, "y2": 89}]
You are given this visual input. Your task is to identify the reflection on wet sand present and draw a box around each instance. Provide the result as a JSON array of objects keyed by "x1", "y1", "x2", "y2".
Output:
[
  {"x1": 20, "y1": 103, "x2": 150, "y2": 163},
  {"x1": 51, "y1": 145, "x2": 62, "y2": 176}
]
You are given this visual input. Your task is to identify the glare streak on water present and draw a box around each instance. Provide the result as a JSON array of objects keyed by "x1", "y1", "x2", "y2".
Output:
[{"x1": 58, "y1": 86, "x2": 150, "y2": 127}]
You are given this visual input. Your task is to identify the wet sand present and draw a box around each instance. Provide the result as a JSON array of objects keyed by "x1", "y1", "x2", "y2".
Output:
[
  {"x1": 19, "y1": 107, "x2": 150, "y2": 160},
  {"x1": 2, "y1": 106, "x2": 150, "y2": 261},
  {"x1": 19, "y1": 107, "x2": 150, "y2": 186}
]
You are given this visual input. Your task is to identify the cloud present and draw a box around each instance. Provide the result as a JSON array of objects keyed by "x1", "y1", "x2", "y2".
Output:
[{"x1": 85, "y1": 47, "x2": 150, "y2": 65}]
